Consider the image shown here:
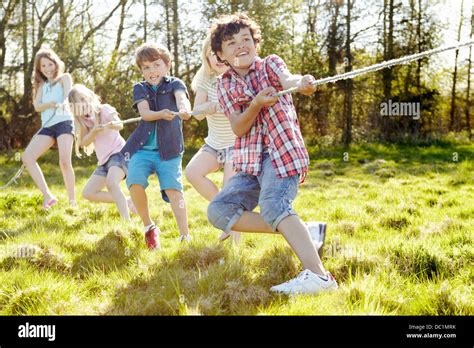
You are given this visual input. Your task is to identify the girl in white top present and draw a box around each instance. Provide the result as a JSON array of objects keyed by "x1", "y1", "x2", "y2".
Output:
[
  {"x1": 185, "y1": 35, "x2": 240, "y2": 244},
  {"x1": 22, "y1": 48, "x2": 76, "y2": 210},
  {"x1": 68, "y1": 84, "x2": 135, "y2": 220}
]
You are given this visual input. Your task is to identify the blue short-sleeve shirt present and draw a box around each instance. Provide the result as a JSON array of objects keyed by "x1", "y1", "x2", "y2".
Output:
[{"x1": 121, "y1": 76, "x2": 188, "y2": 161}]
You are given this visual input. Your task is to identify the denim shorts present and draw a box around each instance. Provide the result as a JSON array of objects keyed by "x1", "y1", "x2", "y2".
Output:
[
  {"x1": 126, "y1": 149, "x2": 183, "y2": 203},
  {"x1": 207, "y1": 152, "x2": 299, "y2": 232},
  {"x1": 93, "y1": 152, "x2": 128, "y2": 177},
  {"x1": 38, "y1": 120, "x2": 74, "y2": 139},
  {"x1": 200, "y1": 144, "x2": 234, "y2": 169}
]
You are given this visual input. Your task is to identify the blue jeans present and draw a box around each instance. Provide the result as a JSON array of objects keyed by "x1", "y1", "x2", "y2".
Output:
[{"x1": 207, "y1": 153, "x2": 299, "y2": 232}]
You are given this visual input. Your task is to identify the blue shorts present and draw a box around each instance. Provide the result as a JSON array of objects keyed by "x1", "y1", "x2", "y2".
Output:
[
  {"x1": 126, "y1": 149, "x2": 183, "y2": 203},
  {"x1": 207, "y1": 152, "x2": 299, "y2": 232},
  {"x1": 93, "y1": 152, "x2": 128, "y2": 177},
  {"x1": 38, "y1": 120, "x2": 74, "y2": 139}
]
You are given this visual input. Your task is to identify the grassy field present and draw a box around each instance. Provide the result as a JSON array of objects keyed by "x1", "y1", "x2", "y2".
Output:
[{"x1": 0, "y1": 140, "x2": 472, "y2": 315}]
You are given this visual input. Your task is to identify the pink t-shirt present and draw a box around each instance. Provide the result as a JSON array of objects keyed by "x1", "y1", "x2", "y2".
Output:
[{"x1": 84, "y1": 104, "x2": 126, "y2": 165}]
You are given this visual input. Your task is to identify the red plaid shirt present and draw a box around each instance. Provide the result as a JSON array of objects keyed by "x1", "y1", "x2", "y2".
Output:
[{"x1": 217, "y1": 55, "x2": 309, "y2": 181}]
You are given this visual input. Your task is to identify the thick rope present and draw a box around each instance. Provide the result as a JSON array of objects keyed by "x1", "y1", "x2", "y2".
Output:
[
  {"x1": 106, "y1": 111, "x2": 204, "y2": 126},
  {"x1": 273, "y1": 39, "x2": 474, "y2": 97},
  {"x1": 0, "y1": 165, "x2": 26, "y2": 190}
]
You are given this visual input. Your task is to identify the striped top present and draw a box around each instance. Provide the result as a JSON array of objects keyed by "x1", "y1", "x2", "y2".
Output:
[{"x1": 196, "y1": 75, "x2": 236, "y2": 150}]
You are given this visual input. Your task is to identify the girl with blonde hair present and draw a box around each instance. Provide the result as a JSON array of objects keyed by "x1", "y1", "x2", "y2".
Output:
[
  {"x1": 68, "y1": 84, "x2": 134, "y2": 220},
  {"x1": 185, "y1": 35, "x2": 241, "y2": 243}
]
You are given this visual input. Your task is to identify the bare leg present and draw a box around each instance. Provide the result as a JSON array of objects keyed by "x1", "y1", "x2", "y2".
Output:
[
  {"x1": 185, "y1": 150, "x2": 220, "y2": 201},
  {"x1": 129, "y1": 184, "x2": 152, "y2": 226},
  {"x1": 165, "y1": 189, "x2": 189, "y2": 237},
  {"x1": 223, "y1": 161, "x2": 241, "y2": 244},
  {"x1": 232, "y1": 211, "x2": 275, "y2": 233},
  {"x1": 57, "y1": 134, "x2": 76, "y2": 204},
  {"x1": 22, "y1": 135, "x2": 55, "y2": 202},
  {"x1": 231, "y1": 212, "x2": 325, "y2": 275},
  {"x1": 277, "y1": 215, "x2": 326, "y2": 276},
  {"x1": 82, "y1": 175, "x2": 114, "y2": 203},
  {"x1": 165, "y1": 190, "x2": 189, "y2": 236},
  {"x1": 105, "y1": 166, "x2": 129, "y2": 220}
]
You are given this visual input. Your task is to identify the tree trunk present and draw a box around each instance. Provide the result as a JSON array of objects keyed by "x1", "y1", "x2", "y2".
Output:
[
  {"x1": 114, "y1": 0, "x2": 127, "y2": 52},
  {"x1": 450, "y1": 0, "x2": 464, "y2": 131},
  {"x1": 57, "y1": 0, "x2": 66, "y2": 53},
  {"x1": 22, "y1": 0, "x2": 28, "y2": 98},
  {"x1": 172, "y1": 0, "x2": 179, "y2": 77},
  {"x1": 381, "y1": 0, "x2": 395, "y2": 140},
  {"x1": 343, "y1": 0, "x2": 353, "y2": 146},
  {"x1": 0, "y1": 0, "x2": 19, "y2": 79},
  {"x1": 99, "y1": 0, "x2": 127, "y2": 101},
  {"x1": 143, "y1": 0, "x2": 148, "y2": 42},
  {"x1": 465, "y1": 3, "x2": 473, "y2": 138},
  {"x1": 327, "y1": 0, "x2": 341, "y2": 76},
  {"x1": 416, "y1": 0, "x2": 422, "y2": 88},
  {"x1": 164, "y1": 0, "x2": 171, "y2": 53},
  {"x1": 382, "y1": 0, "x2": 394, "y2": 100}
]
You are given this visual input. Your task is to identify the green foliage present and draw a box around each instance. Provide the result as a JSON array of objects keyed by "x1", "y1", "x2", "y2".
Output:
[{"x1": 1, "y1": 1, "x2": 472, "y2": 149}]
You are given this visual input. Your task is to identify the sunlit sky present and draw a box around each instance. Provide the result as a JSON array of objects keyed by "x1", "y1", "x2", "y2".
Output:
[
  {"x1": 97, "y1": 0, "x2": 473, "y2": 65},
  {"x1": 2, "y1": 0, "x2": 473, "y2": 93}
]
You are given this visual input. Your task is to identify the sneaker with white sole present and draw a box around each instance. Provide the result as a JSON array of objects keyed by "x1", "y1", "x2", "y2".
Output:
[
  {"x1": 306, "y1": 221, "x2": 327, "y2": 258},
  {"x1": 178, "y1": 234, "x2": 192, "y2": 243},
  {"x1": 270, "y1": 269, "x2": 338, "y2": 295}
]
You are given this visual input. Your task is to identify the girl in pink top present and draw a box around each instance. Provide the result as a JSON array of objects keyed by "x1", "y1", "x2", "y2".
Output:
[{"x1": 68, "y1": 84, "x2": 135, "y2": 220}]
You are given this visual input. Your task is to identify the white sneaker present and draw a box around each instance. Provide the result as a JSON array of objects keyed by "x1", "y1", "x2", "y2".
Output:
[
  {"x1": 179, "y1": 234, "x2": 192, "y2": 243},
  {"x1": 270, "y1": 269, "x2": 338, "y2": 295},
  {"x1": 306, "y1": 221, "x2": 327, "y2": 257}
]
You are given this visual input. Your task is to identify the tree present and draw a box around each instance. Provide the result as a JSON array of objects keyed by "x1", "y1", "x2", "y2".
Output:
[
  {"x1": 0, "y1": 0, "x2": 18, "y2": 80},
  {"x1": 450, "y1": 0, "x2": 464, "y2": 131},
  {"x1": 464, "y1": 2, "x2": 473, "y2": 138},
  {"x1": 342, "y1": 0, "x2": 353, "y2": 146}
]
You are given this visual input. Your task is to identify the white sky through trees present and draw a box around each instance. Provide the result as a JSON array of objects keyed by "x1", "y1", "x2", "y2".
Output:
[{"x1": 3, "y1": 0, "x2": 472, "y2": 94}]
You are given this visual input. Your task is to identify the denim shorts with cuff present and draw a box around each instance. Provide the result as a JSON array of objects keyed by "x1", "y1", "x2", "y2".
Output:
[
  {"x1": 38, "y1": 120, "x2": 74, "y2": 139},
  {"x1": 207, "y1": 152, "x2": 299, "y2": 232},
  {"x1": 199, "y1": 144, "x2": 234, "y2": 169},
  {"x1": 92, "y1": 152, "x2": 128, "y2": 177}
]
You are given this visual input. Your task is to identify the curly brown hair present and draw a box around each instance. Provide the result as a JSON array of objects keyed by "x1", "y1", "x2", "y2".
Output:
[{"x1": 210, "y1": 13, "x2": 262, "y2": 63}]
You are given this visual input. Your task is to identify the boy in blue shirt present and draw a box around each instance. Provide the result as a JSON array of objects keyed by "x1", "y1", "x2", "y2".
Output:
[{"x1": 121, "y1": 43, "x2": 191, "y2": 250}]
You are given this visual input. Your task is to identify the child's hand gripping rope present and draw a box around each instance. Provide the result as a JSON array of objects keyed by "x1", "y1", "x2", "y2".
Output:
[
  {"x1": 297, "y1": 75, "x2": 317, "y2": 96},
  {"x1": 94, "y1": 111, "x2": 205, "y2": 129}
]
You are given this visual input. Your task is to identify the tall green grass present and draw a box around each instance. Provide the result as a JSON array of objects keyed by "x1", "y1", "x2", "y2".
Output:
[{"x1": 0, "y1": 141, "x2": 472, "y2": 315}]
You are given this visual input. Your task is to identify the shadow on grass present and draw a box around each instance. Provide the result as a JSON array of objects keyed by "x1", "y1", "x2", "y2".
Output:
[
  {"x1": 105, "y1": 242, "x2": 297, "y2": 315},
  {"x1": 71, "y1": 230, "x2": 138, "y2": 278}
]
